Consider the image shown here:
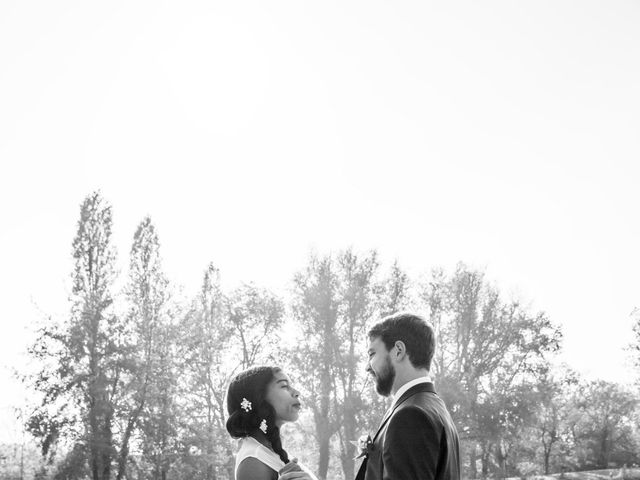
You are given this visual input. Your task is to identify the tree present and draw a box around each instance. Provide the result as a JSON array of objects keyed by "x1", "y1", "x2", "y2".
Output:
[
  {"x1": 291, "y1": 249, "x2": 384, "y2": 480},
  {"x1": 377, "y1": 260, "x2": 413, "y2": 318},
  {"x1": 138, "y1": 316, "x2": 180, "y2": 480},
  {"x1": 526, "y1": 368, "x2": 578, "y2": 474},
  {"x1": 121, "y1": 217, "x2": 181, "y2": 480},
  {"x1": 26, "y1": 192, "x2": 122, "y2": 480},
  {"x1": 571, "y1": 380, "x2": 639, "y2": 469},
  {"x1": 420, "y1": 264, "x2": 562, "y2": 478},
  {"x1": 114, "y1": 217, "x2": 172, "y2": 480},
  {"x1": 631, "y1": 307, "x2": 640, "y2": 382},
  {"x1": 178, "y1": 264, "x2": 233, "y2": 480},
  {"x1": 333, "y1": 250, "x2": 380, "y2": 480},
  {"x1": 227, "y1": 283, "x2": 284, "y2": 370},
  {"x1": 177, "y1": 267, "x2": 285, "y2": 480},
  {"x1": 0, "y1": 439, "x2": 47, "y2": 480},
  {"x1": 291, "y1": 253, "x2": 339, "y2": 480}
]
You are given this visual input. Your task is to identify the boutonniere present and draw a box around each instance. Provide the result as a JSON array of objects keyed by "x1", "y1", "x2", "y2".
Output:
[{"x1": 351, "y1": 434, "x2": 374, "y2": 460}]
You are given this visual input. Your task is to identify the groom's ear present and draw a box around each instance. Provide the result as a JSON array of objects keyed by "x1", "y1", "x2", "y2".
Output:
[{"x1": 393, "y1": 341, "x2": 407, "y2": 361}]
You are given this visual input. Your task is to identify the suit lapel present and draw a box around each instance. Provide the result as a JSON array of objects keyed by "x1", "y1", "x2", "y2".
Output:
[{"x1": 372, "y1": 382, "x2": 436, "y2": 443}]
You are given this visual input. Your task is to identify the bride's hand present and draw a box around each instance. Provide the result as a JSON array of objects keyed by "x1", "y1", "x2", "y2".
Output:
[
  {"x1": 279, "y1": 472, "x2": 314, "y2": 480},
  {"x1": 278, "y1": 459, "x2": 316, "y2": 480}
]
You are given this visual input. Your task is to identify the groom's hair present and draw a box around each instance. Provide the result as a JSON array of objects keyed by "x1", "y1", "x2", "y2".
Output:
[{"x1": 368, "y1": 312, "x2": 435, "y2": 370}]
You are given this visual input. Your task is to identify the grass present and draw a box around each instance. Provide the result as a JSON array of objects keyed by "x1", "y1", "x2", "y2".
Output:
[{"x1": 503, "y1": 468, "x2": 640, "y2": 480}]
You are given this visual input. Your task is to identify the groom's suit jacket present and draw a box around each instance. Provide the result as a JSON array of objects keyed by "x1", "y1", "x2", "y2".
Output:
[{"x1": 355, "y1": 382, "x2": 460, "y2": 480}]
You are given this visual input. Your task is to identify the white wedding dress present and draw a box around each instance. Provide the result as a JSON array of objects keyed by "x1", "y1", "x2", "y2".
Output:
[{"x1": 234, "y1": 437, "x2": 318, "y2": 480}]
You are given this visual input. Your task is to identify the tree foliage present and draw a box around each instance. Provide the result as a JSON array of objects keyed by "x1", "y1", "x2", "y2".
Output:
[
  {"x1": 27, "y1": 192, "x2": 122, "y2": 480},
  {"x1": 421, "y1": 264, "x2": 563, "y2": 478},
  {"x1": 22, "y1": 194, "x2": 640, "y2": 480}
]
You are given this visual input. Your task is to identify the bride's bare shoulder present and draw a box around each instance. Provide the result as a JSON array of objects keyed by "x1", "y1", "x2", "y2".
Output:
[{"x1": 237, "y1": 457, "x2": 277, "y2": 480}]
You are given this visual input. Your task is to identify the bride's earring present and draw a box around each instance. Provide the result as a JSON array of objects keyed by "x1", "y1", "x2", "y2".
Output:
[{"x1": 259, "y1": 419, "x2": 268, "y2": 434}]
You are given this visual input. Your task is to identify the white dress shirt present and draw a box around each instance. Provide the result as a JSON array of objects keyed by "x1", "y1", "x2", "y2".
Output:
[{"x1": 391, "y1": 376, "x2": 432, "y2": 411}]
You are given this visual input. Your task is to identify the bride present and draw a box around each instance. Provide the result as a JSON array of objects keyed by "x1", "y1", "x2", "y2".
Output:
[{"x1": 226, "y1": 366, "x2": 318, "y2": 480}]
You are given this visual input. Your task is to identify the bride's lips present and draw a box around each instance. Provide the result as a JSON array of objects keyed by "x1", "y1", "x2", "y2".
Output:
[{"x1": 292, "y1": 402, "x2": 302, "y2": 409}]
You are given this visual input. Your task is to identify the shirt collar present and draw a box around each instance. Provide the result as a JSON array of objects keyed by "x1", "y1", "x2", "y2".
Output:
[{"x1": 391, "y1": 376, "x2": 432, "y2": 409}]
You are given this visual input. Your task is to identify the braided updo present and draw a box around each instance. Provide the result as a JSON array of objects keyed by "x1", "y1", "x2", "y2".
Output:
[{"x1": 226, "y1": 366, "x2": 290, "y2": 464}]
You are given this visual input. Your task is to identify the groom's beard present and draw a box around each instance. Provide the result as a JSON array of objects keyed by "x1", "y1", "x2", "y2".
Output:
[{"x1": 374, "y1": 356, "x2": 395, "y2": 397}]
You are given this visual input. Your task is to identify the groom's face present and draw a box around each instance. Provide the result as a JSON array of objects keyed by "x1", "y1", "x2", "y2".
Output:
[{"x1": 367, "y1": 337, "x2": 396, "y2": 397}]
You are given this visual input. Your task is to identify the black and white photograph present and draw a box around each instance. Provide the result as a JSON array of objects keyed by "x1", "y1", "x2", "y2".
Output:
[{"x1": 1, "y1": 2, "x2": 639, "y2": 480}]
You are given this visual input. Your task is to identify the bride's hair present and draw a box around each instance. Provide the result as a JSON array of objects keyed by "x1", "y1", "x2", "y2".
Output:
[{"x1": 226, "y1": 366, "x2": 290, "y2": 464}]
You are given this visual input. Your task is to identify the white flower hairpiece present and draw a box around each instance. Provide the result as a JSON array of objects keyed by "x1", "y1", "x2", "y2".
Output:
[
  {"x1": 240, "y1": 398, "x2": 252, "y2": 412},
  {"x1": 259, "y1": 419, "x2": 268, "y2": 434}
]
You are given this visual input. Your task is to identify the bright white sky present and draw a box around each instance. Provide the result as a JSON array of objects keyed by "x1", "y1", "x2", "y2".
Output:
[{"x1": 1, "y1": 1, "x2": 639, "y2": 442}]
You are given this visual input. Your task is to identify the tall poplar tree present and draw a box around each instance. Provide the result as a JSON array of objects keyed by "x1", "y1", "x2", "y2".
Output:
[
  {"x1": 116, "y1": 217, "x2": 172, "y2": 480},
  {"x1": 27, "y1": 192, "x2": 122, "y2": 480}
]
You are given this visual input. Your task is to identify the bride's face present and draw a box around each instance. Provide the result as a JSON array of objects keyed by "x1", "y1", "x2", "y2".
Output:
[{"x1": 265, "y1": 371, "x2": 302, "y2": 427}]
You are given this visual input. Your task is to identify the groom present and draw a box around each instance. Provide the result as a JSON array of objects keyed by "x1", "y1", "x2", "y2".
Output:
[{"x1": 356, "y1": 312, "x2": 460, "y2": 480}]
